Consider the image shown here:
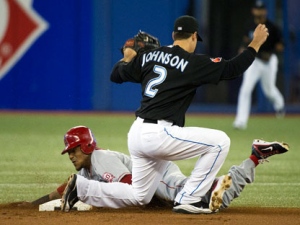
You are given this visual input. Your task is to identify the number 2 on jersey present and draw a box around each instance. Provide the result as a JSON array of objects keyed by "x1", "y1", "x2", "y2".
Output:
[{"x1": 145, "y1": 65, "x2": 167, "y2": 98}]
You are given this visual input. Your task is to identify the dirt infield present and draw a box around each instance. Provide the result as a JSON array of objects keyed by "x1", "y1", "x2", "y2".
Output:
[{"x1": 1, "y1": 203, "x2": 299, "y2": 225}]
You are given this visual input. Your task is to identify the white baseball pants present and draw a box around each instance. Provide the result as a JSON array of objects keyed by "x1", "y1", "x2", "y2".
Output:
[
  {"x1": 234, "y1": 54, "x2": 284, "y2": 128},
  {"x1": 76, "y1": 117, "x2": 230, "y2": 207}
]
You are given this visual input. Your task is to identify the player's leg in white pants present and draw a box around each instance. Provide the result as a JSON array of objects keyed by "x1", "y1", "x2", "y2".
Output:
[
  {"x1": 155, "y1": 162, "x2": 188, "y2": 202},
  {"x1": 76, "y1": 175, "x2": 140, "y2": 208},
  {"x1": 157, "y1": 158, "x2": 255, "y2": 208},
  {"x1": 75, "y1": 118, "x2": 230, "y2": 208},
  {"x1": 73, "y1": 121, "x2": 181, "y2": 208},
  {"x1": 260, "y1": 54, "x2": 284, "y2": 112},
  {"x1": 128, "y1": 117, "x2": 230, "y2": 205},
  {"x1": 233, "y1": 59, "x2": 263, "y2": 129},
  {"x1": 199, "y1": 158, "x2": 255, "y2": 208}
]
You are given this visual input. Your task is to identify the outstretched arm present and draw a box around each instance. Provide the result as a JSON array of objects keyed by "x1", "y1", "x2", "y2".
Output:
[
  {"x1": 31, "y1": 190, "x2": 62, "y2": 205},
  {"x1": 220, "y1": 23, "x2": 269, "y2": 80},
  {"x1": 31, "y1": 182, "x2": 67, "y2": 205}
]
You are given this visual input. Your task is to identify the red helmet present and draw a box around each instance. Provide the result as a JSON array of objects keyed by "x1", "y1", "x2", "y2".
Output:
[{"x1": 61, "y1": 126, "x2": 97, "y2": 155}]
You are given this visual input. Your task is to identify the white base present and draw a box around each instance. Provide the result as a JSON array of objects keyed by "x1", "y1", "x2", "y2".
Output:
[{"x1": 39, "y1": 199, "x2": 92, "y2": 211}]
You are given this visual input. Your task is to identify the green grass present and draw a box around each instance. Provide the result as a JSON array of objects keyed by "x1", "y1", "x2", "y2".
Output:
[{"x1": 0, "y1": 112, "x2": 299, "y2": 208}]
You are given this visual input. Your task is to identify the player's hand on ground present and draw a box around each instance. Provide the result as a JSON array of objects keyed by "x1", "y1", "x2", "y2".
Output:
[
  {"x1": 15, "y1": 201, "x2": 36, "y2": 208},
  {"x1": 248, "y1": 24, "x2": 269, "y2": 52}
]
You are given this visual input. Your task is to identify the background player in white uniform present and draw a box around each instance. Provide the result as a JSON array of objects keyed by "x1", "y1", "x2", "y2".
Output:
[
  {"x1": 27, "y1": 125, "x2": 288, "y2": 212},
  {"x1": 233, "y1": 1, "x2": 285, "y2": 130},
  {"x1": 61, "y1": 16, "x2": 270, "y2": 214}
]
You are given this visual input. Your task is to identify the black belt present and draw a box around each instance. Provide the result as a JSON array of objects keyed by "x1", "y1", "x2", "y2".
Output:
[{"x1": 143, "y1": 118, "x2": 157, "y2": 124}]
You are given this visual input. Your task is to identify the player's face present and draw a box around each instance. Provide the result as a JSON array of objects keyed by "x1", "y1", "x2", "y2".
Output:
[
  {"x1": 67, "y1": 146, "x2": 91, "y2": 171},
  {"x1": 252, "y1": 8, "x2": 267, "y2": 24}
]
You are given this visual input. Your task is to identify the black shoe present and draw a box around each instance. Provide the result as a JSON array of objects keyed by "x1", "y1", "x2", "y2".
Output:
[
  {"x1": 61, "y1": 174, "x2": 79, "y2": 212},
  {"x1": 252, "y1": 139, "x2": 289, "y2": 162},
  {"x1": 172, "y1": 201, "x2": 212, "y2": 214}
]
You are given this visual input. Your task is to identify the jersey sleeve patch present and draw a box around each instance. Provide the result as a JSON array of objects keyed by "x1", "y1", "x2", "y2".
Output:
[
  {"x1": 102, "y1": 172, "x2": 116, "y2": 182},
  {"x1": 210, "y1": 57, "x2": 222, "y2": 63}
]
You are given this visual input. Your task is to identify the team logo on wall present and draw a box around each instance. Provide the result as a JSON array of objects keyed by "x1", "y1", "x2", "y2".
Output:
[{"x1": 0, "y1": 0, "x2": 48, "y2": 80}]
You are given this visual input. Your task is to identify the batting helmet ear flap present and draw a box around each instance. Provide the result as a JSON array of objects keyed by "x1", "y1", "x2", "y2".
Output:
[
  {"x1": 62, "y1": 126, "x2": 98, "y2": 155},
  {"x1": 80, "y1": 136, "x2": 96, "y2": 155}
]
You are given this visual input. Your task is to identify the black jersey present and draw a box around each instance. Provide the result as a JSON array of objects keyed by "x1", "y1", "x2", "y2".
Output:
[
  {"x1": 111, "y1": 45, "x2": 256, "y2": 126},
  {"x1": 243, "y1": 19, "x2": 283, "y2": 60}
]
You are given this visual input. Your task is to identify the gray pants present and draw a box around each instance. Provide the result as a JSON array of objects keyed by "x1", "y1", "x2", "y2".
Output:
[
  {"x1": 221, "y1": 158, "x2": 255, "y2": 208},
  {"x1": 156, "y1": 158, "x2": 255, "y2": 208}
]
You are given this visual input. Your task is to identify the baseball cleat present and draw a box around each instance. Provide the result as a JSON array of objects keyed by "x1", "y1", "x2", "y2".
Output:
[
  {"x1": 61, "y1": 174, "x2": 79, "y2": 212},
  {"x1": 275, "y1": 108, "x2": 285, "y2": 119},
  {"x1": 251, "y1": 139, "x2": 289, "y2": 161},
  {"x1": 233, "y1": 123, "x2": 247, "y2": 130},
  {"x1": 209, "y1": 175, "x2": 232, "y2": 212},
  {"x1": 172, "y1": 201, "x2": 212, "y2": 214}
]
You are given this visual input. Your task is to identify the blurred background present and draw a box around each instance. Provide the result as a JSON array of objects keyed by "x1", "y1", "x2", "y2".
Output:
[{"x1": 0, "y1": 0, "x2": 299, "y2": 114}]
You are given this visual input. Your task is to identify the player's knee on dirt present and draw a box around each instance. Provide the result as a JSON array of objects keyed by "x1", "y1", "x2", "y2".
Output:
[{"x1": 134, "y1": 193, "x2": 153, "y2": 206}]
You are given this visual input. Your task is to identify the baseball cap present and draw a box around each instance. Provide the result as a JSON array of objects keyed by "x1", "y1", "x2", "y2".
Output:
[
  {"x1": 173, "y1": 15, "x2": 203, "y2": 42},
  {"x1": 253, "y1": 1, "x2": 266, "y2": 9}
]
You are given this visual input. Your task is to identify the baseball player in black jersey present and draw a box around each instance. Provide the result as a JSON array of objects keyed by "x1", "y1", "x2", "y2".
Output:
[
  {"x1": 61, "y1": 15, "x2": 269, "y2": 214},
  {"x1": 233, "y1": 1, "x2": 285, "y2": 130}
]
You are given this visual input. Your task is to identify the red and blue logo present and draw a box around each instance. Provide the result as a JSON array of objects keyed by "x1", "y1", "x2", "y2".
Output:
[{"x1": 0, "y1": 0, "x2": 48, "y2": 80}]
